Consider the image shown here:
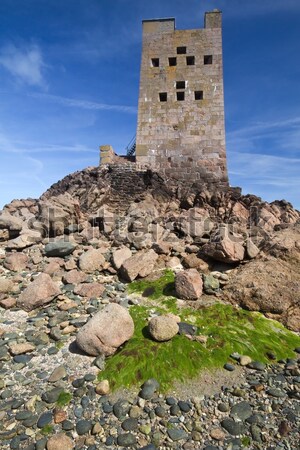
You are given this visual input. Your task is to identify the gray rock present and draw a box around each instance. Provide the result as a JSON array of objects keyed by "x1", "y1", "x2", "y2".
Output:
[
  {"x1": 113, "y1": 399, "x2": 131, "y2": 419},
  {"x1": 44, "y1": 241, "x2": 76, "y2": 257},
  {"x1": 37, "y1": 411, "x2": 53, "y2": 428},
  {"x1": 247, "y1": 361, "x2": 266, "y2": 371},
  {"x1": 224, "y1": 363, "x2": 235, "y2": 371},
  {"x1": 117, "y1": 433, "x2": 137, "y2": 447},
  {"x1": 221, "y1": 418, "x2": 246, "y2": 436},
  {"x1": 139, "y1": 378, "x2": 160, "y2": 400},
  {"x1": 167, "y1": 428, "x2": 188, "y2": 441},
  {"x1": 76, "y1": 419, "x2": 92, "y2": 435},
  {"x1": 230, "y1": 401, "x2": 253, "y2": 420},
  {"x1": 121, "y1": 418, "x2": 138, "y2": 431}
]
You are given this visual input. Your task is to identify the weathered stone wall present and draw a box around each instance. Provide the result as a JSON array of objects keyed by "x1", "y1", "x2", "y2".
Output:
[{"x1": 135, "y1": 10, "x2": 228, "y2": 186}]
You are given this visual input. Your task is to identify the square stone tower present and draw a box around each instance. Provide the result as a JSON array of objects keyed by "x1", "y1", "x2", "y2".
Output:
[{"x1": 135, "y1": 10, "x2": 228, "y2": 186}]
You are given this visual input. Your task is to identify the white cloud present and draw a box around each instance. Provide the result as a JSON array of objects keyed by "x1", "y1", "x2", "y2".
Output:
[
  {"x1": 0, "y1": 43, "x2": 45, "y2": 87},
  {"x1": 29, "y1": 92, "x2": 137, "y2": 114}
]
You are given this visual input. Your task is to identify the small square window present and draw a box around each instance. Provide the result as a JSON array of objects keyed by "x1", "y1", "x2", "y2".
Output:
[
  {"x1": 204, "y1": 55, "x2": 213, "y2": 65},
  {"x1": 159, "y1": 92, "x2": 167, "y2": 102},
  {"x1": 177, "y1": 46, "x2": 186, "y2": 54},
  {"x1": 177, "y1": 92, "x2": 185, "y2": 101},
  {"x1": 195, "y1": 90, "x2": 203, "y2": 100},
  {"x1": 168, "y1": 57, "x2": 177, "y2": 66},
  {"x1": 186, "y1": 56, "x2": 195, "y2": 66},
  {"x1": 176, "y1": 81, "x2": 186, "y2": 89},
  {"x1": 151, "y1": 58, "x2": 159, "y2": 67}
]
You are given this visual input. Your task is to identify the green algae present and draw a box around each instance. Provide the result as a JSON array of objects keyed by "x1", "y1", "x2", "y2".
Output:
[{"x1": 98, "y1": 272, "x2": 300, "y2": 392}]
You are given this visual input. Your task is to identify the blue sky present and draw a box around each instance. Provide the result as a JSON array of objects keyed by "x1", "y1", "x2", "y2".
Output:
[{"x1": 0, "y1": 0, "x2": 299, "y2": 209}]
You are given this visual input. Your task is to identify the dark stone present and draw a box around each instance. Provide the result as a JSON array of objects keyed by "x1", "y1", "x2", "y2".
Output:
[
  {"x1": 102, "y1": 403, "x2": 113, "y2": 414},
  {"x1": 178, "y1": 322, "x2": 197, "y2": 336},
  {"x1": 76, "y1": 419, "x2": 92, "y2": 435},
  {"x1": 15, "y1": 411, "x2": 32, "y2": 421},
  {"x1": 142, "y1": 287, "x2": 155, "y2": 297},
  {"x1": 22, "y1": 415, "x2": 38, "y2": 427},
  {"x1": 44, "y1": 241, "x2": 76, "y2": 257},
  {"x1": 37, "y1": 411, "x2": 53, "y2": 428},
  {"x1": 117, "y1": 433, "x2": 137, "y2": 447},
  {"x1": 170, "y1": 405, "x2": 181, "y2": 416},
  {"x1": 166, "y1": 397, "x2": 176, "y2": 405},
  {"x1": 121, "y1": 418, "x2": 138, "y2": 431},
  {"x1": 155, "y1": 406, "x2": 166, "y2": 417},
  {"x1": 167, "y1": 428, "x2": 188, "y2": 441},
  {"x1": 13, "y1": 354, "x2": 32, "y2": 364},
  {"x1": 105, "y1": 436, "x2": 115, "y2": 446},
  {"x1": 139, "y1": 445, "x2": 157, "y2": 450},
  {"x1": 113, "y1": 399, "x2": 131, "y2": 419},
  {"x1": 230, "y1": 401, "x2": 252, "y2": 420},
  {"x1": 62, "y1": 420, "x2": 74, "y2": 431},
  {"x1": 247, "y1": 361, "x2": 266, "y2": 371},
  {"x1": 139, "y1": 378, "x2": 160, "y2": 400},
  {"x1": 178, "y1": 400, "x2": 192, "y2": 413},
  {"x1": 42, "y1": 387, "x2": 64, "y2": 403},
  {"x1": 35, "y1": 437, "x2": 47, "y2": 450},
  {"x1": 221, "y1": 418, "x2": 246, "y2": 436},
  {"x1": 224, "y1": 363, "x2": 235, "y2": 371},
  {"x1": 218, "y1": 402, "x2": 230, "y2": 413},
  {"x1": 267, "y1": 388, "x2": 286, "y2": 398}
]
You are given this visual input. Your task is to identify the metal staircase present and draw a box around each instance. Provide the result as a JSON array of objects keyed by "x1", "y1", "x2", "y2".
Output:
[{"x1": 126, "y1": 135, "x2": 136, "y2": 157}]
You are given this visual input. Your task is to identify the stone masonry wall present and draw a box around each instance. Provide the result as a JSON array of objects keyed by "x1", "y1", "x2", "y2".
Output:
[{"x1": 135, "y1": 11, "x2": 228, "y2": 186}]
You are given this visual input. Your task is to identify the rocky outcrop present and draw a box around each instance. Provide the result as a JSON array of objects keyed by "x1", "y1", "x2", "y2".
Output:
[{"x1": 76, "y1": 304, "x2": 134, "y2": 356}]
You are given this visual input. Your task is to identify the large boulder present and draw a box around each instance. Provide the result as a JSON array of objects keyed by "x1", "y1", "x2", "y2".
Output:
[
  {"x1": 175, "y1": 269, "x2": 203, "y2": 300},
  {"x1": 38, "y1": 193, "x2": 81, "y2": 236},
  {"x1": 202, "y1": 234, "x2": 245, "y2": 264},
  {"x1": 148, "y1": 315, "x2": 179, "y2": 342},
  {"x1": 0, "y1": 278, "x2": 14, "y2": 294},
  {"x1": 17, "y1": 273, "x2": 60, "y2": 311},
  {"x1": 112, "y1": 247, "x2": 132, "y2": 270},
  {"x1": 44, "y1": 241, "x2": 77, "y2": 257},
  {"x1": 76, "y1": 304, "x2": 134, "y2": 356},
  {"x1": 4, "y1": 253, "x2": 29, "y2": 271},
  {"x1": 0, "y1": 213, "x2": 23, "y2": 240},
  {"x1": 119, "y1": 249, "x2": 158, "y2": 282},
  {"x1": 78, "y1": 248, "x2": 106, "y2": 273}
]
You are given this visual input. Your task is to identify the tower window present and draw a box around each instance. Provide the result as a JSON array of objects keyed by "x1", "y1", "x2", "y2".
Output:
[
  {"x1": 159, "y1": 92, "x2": 167, "y2": 102},
  {"x1": 177, "y1": 92, "x2": 185, "y2": 101},
  {"x1": 186, "y1": 56, "x2": 195, "y2": 65},
  {"x1": 176, "y1": 81, "x2": 186, "y2": 89},
  {"x1": 168, "y1": 57, "x2": 177, "y2": 66},
  {"x1": 195, "y1": 90, "x2": 203, "y2": 100},
  {"x1": 204, "y1": 55, "x2": 213, "y2": 65},
  {"x1": 177, "y1": 46, "x2": 186, "y2": 54},
  {"x1": 151, "y1": 58, "x2": 159, "y2": 67}
]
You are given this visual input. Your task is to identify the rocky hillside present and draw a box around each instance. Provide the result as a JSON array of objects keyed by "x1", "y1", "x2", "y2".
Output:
[
  {"x1": 0, "y1": 164, "x2": 300, "y2": 450},
  {"x1": 1, "y1": 164, "x2": 299, "y2": 331}
]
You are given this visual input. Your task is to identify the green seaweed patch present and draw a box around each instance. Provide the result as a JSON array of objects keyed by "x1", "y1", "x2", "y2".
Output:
[
  {"x1": 127, "y1": 270, "x2": 176, "y2": 300},
  {"x1": 40, "y1": 424, "x2": 53, "y2": 435},
  {"x1": 56, "y1": 391, "x2": 72, "y2": 407},
  {"x1": 98, "y1": 303, "x2": 300, "y2": 392}
]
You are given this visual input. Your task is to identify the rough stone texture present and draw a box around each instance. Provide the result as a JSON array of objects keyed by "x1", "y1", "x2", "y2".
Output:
[
  {"x1": 76, "y1": 303, "x2": 134, "y2": 356},
  {"x1": 78, "y1": 248, "x2": 106, "y2": 273},
  {"x1": 44, "y1": 241, "x2": 77, "y2": 257},
  {"x1": 9, "y1": 343, "x2": 35, "y2": 355},
  {"x1": 202, "y1": 235, "x2": 245, "y2": 263},
  {"x1": 0, "y1": 297, "x2": 16, "y2": 309},
  {"x1": 17, "y1": 273, "x2": 60, "y2": 311},
  {"x1": 135, "y1": 11, "x2": 228, "y2": 186},
  {"x1": 0, "y1": 213, "x2": 23, "y2": 239},
  {"x1": 148, "y1": 315, "x2": 179, "y2": 341},
  {"x1": 0, "y1": 278, "x2": 13, "y2": 294},
  {"x1": 73, "y1": 282, "x2": 105, "y2": 299},
  {"x1": 175, "y1": 269, "x2": 203, "y2": 300},
  {"x1": 46, "y1": 433, "x2": 74, "y2": 450},
  {"x1": 112, "y1": 247, "x2": 132, "y2": 270},
  {"x1": 120, "y1": 249, "x2": 158, "y2": 282},
  {"x1": 4, "y1": 253, "x2": 29, "y2": 271},
  {"x1": 62, "y1": 270, "x2": 87, "y2": 285}
]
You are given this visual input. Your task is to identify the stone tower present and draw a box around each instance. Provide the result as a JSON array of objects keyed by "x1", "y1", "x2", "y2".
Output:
[{"x1": 135, "y1": 10, "x2": 228, "y2": 186}]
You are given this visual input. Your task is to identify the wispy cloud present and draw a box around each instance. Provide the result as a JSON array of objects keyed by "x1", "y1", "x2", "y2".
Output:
[
  {"x1": 29, "y1": 92, "x2": 137, "y2": 114},
  {"x1": 0, "y1": 43, "x2": 46, "y2": 87}
]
